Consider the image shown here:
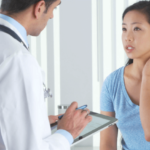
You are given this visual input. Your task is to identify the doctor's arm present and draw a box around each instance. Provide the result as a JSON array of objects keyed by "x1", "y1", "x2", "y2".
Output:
[
  {"x1": 0, "y1": 51, "x2": 92, "y2": 150},
  {"x1": 0, "y1": 52, "x2": 70, "y2": 150}
]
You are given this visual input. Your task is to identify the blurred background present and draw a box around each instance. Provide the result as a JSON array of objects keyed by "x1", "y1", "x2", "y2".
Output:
[{"x1": 0, "y1": 0, "x2": 147, "y2": 149}]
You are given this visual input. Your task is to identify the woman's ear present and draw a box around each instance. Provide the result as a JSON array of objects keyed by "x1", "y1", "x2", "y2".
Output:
[{"x1": 33, "y1": 0, "x2": 46, "y2": 19}]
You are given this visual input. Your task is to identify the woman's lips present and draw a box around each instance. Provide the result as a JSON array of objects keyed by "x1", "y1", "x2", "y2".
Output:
[{"x1": 125, "y1": 46, "x2": 135, "y2": 53}]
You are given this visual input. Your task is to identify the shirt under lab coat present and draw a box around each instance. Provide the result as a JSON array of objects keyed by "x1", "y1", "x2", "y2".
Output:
[{"x1": 0, "y1": 17, "x2": 71, "y2": 150}]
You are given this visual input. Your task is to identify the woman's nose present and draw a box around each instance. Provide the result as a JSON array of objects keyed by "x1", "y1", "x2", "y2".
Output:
[{"x1": 125, "y1": 32, "x2": 133, "y2": 42}]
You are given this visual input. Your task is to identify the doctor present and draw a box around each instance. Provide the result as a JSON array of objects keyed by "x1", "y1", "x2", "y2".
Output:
[{"x1": 0, "y1": 0, "x2": 92, "y2": 150}]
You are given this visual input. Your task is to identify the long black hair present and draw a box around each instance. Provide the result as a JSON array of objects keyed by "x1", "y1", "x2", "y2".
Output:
[
  {"x1": 1, "y1": 0, "x2": 57, "y2": 14},
  {"x1": 123, "y1": 1, "x2": 150, "y2": 66}
]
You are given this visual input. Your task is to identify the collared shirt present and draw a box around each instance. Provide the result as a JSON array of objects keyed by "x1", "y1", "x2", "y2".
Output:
[
  {"x1": 0, "y1": 14, "x2": 28, "y2": 47},
  {"x1": 0, "y1": 14, "x2": 73, "y2": 145}
]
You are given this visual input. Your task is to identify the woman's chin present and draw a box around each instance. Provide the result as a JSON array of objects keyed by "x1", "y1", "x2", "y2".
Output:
[{"x1": 126, "y1": 55, "x2": 134, "y2": 59}]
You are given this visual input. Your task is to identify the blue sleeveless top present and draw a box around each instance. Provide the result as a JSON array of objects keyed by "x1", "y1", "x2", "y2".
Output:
[{"x1": 100, "y1": 67, "x2": 150, "y2": 150}]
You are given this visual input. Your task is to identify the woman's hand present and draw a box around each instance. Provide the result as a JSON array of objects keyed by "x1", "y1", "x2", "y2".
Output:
[
  {"x1": 142, "y1": 58, "x2": 150, "y2": 76},
  {"x1": 140, "y1": 58, "x2": 150, "y2": 141},
  {"x1": 48, "y1": 114, "x2": 63, "y2": 124}
]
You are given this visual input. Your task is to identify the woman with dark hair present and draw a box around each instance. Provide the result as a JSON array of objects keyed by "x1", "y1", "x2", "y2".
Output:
[{"x1": 100, "y1": 1, "x2": 150, "y2": 150}]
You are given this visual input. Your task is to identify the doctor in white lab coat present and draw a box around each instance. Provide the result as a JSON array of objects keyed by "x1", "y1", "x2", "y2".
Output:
[{"x1": 0, "y1": 0, "x2": 92, "y2": 150}]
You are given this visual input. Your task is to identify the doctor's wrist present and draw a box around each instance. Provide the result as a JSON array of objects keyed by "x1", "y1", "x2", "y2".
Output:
[{"x1": 55, "y1": 129, "x2": 74, "y2": 145}]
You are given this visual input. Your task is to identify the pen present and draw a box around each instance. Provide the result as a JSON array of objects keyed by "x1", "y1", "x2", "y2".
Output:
[{"x1": 58, "y1": 105, "x2": 88, "y2": 120}]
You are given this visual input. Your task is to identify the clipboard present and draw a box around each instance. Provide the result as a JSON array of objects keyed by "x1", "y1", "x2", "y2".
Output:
[{"x1": 50, "y1": 111, "x2": 118, "y2": 146}]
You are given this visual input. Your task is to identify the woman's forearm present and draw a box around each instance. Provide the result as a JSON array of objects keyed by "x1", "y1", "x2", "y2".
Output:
[
  {"x1": 140, "y1": 75, "x2": 150, "y2": 142},
  {"x1": 100, "y1": 145, "x2": 117, "y2": 150}
]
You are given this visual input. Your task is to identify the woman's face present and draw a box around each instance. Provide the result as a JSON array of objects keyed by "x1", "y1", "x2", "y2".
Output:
[{"x1": 122, "y1": 10, "x2": 150, "y2": 60}]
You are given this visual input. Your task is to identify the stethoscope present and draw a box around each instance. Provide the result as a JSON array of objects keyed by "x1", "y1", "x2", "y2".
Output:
[
  {"x1": 0, "y1": 25, "x2": 53, "y2": 99},
  {"x1": 43, "y1": 83, "x2": 53, "y2": 99}
]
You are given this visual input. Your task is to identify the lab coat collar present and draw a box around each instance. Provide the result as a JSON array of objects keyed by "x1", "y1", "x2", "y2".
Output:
[{"x1": 0, "y1": 18, "x2": 28, "y2": 48}]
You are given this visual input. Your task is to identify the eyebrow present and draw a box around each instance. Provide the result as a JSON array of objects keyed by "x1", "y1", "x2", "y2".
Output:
[{"x1": 122, "y1": 22, "x2": 142, "y2": 25}]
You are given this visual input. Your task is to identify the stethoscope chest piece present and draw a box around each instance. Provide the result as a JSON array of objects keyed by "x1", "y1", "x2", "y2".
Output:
[{"x1": 43, "y1": 83, "x2": 53, "y2": 99}]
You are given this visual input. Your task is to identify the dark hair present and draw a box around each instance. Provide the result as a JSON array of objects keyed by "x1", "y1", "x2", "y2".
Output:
[
  {"x1": 0, "y1": 0, "x2": 57, "y2": 14},
  {"x1": 122, "y1": 1, "x2": 150, "y2": 66}
]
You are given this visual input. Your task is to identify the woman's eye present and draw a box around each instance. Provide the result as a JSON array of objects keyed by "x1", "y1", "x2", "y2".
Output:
[
  {"x1": 134, "y1": 27, "x2": 141, "y2": 31},
  {"x1": 122, "y1": 28, "x2": 126, "y2": 31}
]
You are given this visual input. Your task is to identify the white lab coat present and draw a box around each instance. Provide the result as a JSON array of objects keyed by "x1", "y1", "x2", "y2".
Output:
[{"x1": 0, "y1": 18, "x2": 70, "y2": 150}]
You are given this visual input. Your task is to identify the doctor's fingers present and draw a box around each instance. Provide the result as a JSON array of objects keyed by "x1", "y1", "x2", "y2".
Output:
[
  {"x1": 80, "y1": 108, "x2": 90, "y2": 117},
  {"x1": 58, "y1": 114, "x2": 63, "y2": 117},
  {"x1": 85, "y1": 115, "x2": 92, "y2": 123},
  {"x1": 80, "y1": 115, "x2": 92, "y2": 129},
  {"x1": 73, "y1": 109, "x2": 90, "y2": 120},
  {"x1": 66, "y1": 101, "x2": 78, "y2": 113}
]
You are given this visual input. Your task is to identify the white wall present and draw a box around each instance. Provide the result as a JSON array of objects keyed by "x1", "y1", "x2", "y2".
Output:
[{"x1": 60, "y1": 0, "x2": 93, "y2": 147}]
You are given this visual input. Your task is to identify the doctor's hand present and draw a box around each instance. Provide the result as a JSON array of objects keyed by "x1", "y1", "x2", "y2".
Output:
[
  {"x1": 57, "y1": 102, "x2": 92, "y2": 139},
  {"x1": 48, "y1": 114, "x2": 63, "y2": 124}
]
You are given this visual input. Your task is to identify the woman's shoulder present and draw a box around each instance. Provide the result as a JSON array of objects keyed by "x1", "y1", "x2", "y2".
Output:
[
  {"x1": 100, "y1": 67, "x2": 125, "y2": 106},
  {"x1": 104, "y1": 66, "x2": 124, "y2": 86},
  {"x1": 100, "y1": 67, "x2": 125, "y2": 111},
  {"x1": 102, "y1": 67, "x2": 125, "y2": 98}
]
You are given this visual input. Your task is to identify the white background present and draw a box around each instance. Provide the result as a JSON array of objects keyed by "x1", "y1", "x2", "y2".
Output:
[{"x1": 0, "y1": 0, "x2": 144, "y2": 149}]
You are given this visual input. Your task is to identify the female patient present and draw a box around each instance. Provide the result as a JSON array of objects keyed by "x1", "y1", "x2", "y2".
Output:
[{"x1": 100, "y1": 1, "x2": 150, "y2": 150}]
